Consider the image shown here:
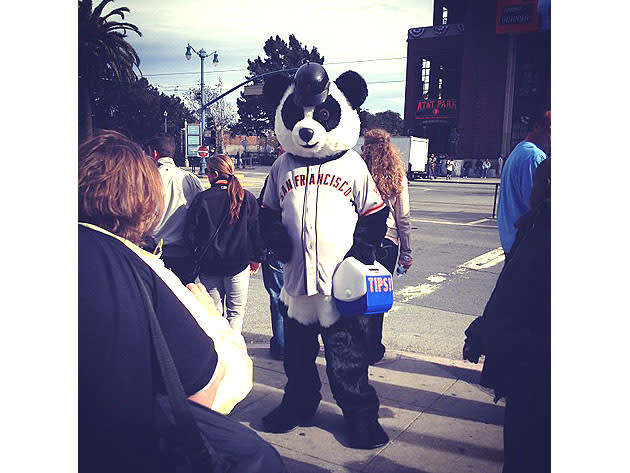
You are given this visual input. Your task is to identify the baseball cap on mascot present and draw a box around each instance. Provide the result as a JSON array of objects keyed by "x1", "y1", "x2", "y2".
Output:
[
  {"x1": 293, "y1": 62, "x2": 330, "y2": 106},
  {"x1": 333, "y1": 257, "x2": 393, "y2": 316}
]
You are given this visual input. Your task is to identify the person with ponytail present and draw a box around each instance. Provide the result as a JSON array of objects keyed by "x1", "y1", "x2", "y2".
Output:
[
  {"x1": 360, "y1": 129, "x2": 414, "y2": 364},
  {"x1": 184, "y1": 154, "x2": 264, "y2": 334}
]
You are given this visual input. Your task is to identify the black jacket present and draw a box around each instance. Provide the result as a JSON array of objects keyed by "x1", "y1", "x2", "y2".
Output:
[
  {"x1": 464, "y1": 198, "x2": 550, "y2": 399},
  {"x1": 184, "y1": 185, "x2": 264, "y2": 277}
]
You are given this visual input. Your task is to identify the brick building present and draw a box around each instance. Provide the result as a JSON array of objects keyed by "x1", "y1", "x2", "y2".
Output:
[{"x1": 403, "y1": 0, "x2": 550, "y2": 161}]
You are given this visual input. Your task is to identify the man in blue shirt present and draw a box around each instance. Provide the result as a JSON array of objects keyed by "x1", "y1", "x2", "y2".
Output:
[{"x1": 498, "y1": 109, "x2": 550, "y2": 254}]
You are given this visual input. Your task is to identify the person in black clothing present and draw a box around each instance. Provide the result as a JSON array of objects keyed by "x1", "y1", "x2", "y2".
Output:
[
  {"x1": 185, "y1": 154, "x2": 264, "y2": 334},
  {"x1": 78, "y1": 132, "x2": 285, "y2": 473},
  {"x1": 462, "y1": 160, "x2": 472, "y2": 178},
  {"x1": 463, "y1": 158, "x2": 551, "y2": 473}
]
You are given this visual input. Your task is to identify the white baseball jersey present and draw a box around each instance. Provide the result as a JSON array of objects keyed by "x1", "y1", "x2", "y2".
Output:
[{"x1": 262, "y1": 149, "x2": 385, "y2": 298}]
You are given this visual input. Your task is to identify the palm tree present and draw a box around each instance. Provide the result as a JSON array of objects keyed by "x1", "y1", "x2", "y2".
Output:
[{"x1": 78, "y1": 0, "x2": 142, "y2": 142}]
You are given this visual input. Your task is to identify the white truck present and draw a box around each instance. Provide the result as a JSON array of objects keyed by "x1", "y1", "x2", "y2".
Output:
[{"x1": 353, "y1": 135, "x2": 429, "y2": 181}]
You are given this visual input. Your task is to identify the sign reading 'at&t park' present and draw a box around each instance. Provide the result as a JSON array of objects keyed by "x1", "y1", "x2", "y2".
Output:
[{"x1": 415, "y1": 99, "x2": 457, "y2": 122}]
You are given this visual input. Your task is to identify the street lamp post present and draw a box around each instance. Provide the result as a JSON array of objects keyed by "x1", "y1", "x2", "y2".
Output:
[
  {"x1": 185, "y1": 43, "x2": 219, "y2": 147},
  {"x1": 163, "y1": 110, "x2": 168, "y2": 134}
]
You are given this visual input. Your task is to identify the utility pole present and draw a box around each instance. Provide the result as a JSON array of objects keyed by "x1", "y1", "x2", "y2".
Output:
[{"x1": 186, "y1": 44, "x2": 219, "y2": 148}]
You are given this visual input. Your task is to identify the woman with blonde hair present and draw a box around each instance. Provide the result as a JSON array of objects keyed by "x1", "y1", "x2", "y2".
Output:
[
  {"x1": 361, "y1": 128, "x2": 413, "y2": 364},
  {"x1": 185, "y1": 154, "x2": 264, "y2": 334}
]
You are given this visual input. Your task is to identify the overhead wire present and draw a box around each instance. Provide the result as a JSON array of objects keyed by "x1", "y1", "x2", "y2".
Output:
[
  {"x1": 153, "y1": 78, "x2": 405, "y2": 91},
  {"x1": 142, "y1": 56, "x2": 407, "y2": 78}
]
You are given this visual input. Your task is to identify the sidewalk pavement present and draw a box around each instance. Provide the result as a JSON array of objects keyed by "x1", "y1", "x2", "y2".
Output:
[{"x1": 232, "y1": 344, "x2": 505, "y2": 473}]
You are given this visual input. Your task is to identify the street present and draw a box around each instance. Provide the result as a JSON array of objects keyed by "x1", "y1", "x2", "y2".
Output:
[{"x1": 206, "y1": 166, "x2": 504, "y2": 360}]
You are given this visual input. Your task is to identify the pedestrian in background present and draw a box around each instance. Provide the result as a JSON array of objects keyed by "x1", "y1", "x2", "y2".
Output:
[
  {"x1": 446, "y1": 158, "x2": 455, "y2": 179},
  {"x1": 463, "y1": 158, "x2": 551, "y2": 473},
  {"x1": 497, "y1": 154, "x2": 504, "y2": 177},
  {"x1": 482, "y1": 158, "x2": 491, "y2": 178},
  {"x1": 474, "y1": 159, "x2": 483, "y2": 178},
  {"x1": 361, "y1": 128, "x2": 413, "y2": 364},
  {"x1": 462, "y1": 160, "x2": 471, "y2": 178},
  {"x1": 497, "y1": 108, "x2": 550, "y2": 254},
  {"x1": 185, "y1": 154, "x2": 264, "y2": 334},
  {"x1": 148, "y1": 134, "x2": 204, "y2": 283}
]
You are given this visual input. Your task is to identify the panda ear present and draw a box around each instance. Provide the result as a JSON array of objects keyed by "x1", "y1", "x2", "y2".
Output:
[
  {"x1": 263, "y1": 74, "x2": 292, "y2": 108},
  {"x1": 334, "y1": 70, "x2": 368, "y2": 109}
]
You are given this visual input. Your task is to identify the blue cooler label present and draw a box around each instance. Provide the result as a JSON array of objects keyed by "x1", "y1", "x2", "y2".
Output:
[
  {"x1": 364, "y1": 274, "x2": 394, "y2": 315},
  {"x1": 367, "y1": 275, "x2": 393, "y2": 294}
]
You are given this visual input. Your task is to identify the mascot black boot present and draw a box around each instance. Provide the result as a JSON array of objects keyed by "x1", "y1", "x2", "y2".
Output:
[{"x1": 259, "y1": 62, "x2": 390, "y2": 449}]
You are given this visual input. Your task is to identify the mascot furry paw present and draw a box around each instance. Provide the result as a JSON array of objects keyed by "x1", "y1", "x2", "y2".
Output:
[{"x1": 260, "y1": 62, "x2": 389, "y2": 449}]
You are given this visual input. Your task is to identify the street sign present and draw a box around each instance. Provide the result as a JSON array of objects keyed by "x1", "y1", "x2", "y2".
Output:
[
  {"x1": 243, "y1": 84, "x2": 264, "y2": 96},
  {"x1": 197, "y1": 146, "x2": 210, "y2": 158},
  {"x1": 186, "y1": 123, "x2": 202, "y2": 157}
]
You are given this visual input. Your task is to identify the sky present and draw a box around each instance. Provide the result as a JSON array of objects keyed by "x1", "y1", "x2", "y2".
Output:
[{"x1": 123, "y1": 0, "x2": 434, "y2": 118}]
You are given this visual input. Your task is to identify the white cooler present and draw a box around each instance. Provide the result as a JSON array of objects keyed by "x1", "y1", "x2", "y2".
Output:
[{"x1": 332, "y1": 257, "x2": 394, "y2": 316}]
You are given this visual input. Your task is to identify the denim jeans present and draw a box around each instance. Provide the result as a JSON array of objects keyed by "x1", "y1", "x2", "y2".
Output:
[
  {"x1": 199, "y1": 265, "x2": 250, "y2": 334},
  {"x1": 262, "y1": 257, "x2": 284, "y2": 356},
  {"x1": 367, "y1": 238, "x2": 399, "y2": 363}
]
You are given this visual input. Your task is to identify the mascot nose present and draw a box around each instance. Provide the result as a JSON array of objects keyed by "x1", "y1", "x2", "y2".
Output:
[{"x1": 299, "y1": 128, "x2": 314, "y2": 143}]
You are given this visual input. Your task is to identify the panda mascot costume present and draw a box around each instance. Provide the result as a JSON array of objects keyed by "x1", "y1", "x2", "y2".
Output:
[{"x1": 259, "y1": 62, "x2": 390, "y2": 449}]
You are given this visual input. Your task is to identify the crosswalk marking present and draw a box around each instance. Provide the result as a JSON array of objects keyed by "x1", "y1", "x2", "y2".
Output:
[
  {"x1": 457, "y1": 248, "x2": 505, "y2": 271},
  {"x1": 410, "y1": 218, "x2": 496, "y2": 229},
  {"x1": 395, "y1": 248, "x2": 504, "y2": 303},
  {"x1": 466, "y1": 218, "x2": 490, "y2": 225}
]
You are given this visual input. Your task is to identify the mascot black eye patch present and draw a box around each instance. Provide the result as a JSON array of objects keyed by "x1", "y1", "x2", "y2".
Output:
[
  {"x1": 314, "y1": 97, "x2": 341, "y2": 131},
  {"x1": 282, "y1": 93, "x2": 305, "y2": 130}
]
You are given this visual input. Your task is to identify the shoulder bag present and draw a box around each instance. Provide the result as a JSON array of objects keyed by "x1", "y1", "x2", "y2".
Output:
[
  {"x1": 130, "y1": 262, "x2": 286, "y2": 473},
  {"x1": 190, "y1": 210, "x2": 229, "y2": 281}
]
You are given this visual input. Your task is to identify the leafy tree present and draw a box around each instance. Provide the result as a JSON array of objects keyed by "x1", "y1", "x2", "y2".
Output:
[
  {"x1": 78, "y1": 0, "x2": 142, "y2": 142},
  {"x1": 92, "y1": 77, "x2": 194, "y2": 153},
  {"x1": 373, "y1": 110, "x2": 405, "y2": 135},
  {"x1": 359, "y1": 109, "x2": 378, "y2": 135},
  {"x1": 360, "y1": 109, "x2": 405, "y2": 136},
  {"x1": 184, "y1": 78, "x2": 237, "y2": 152},
  {"x1": 232, "y1": 34, "x2": 324, "y2": 137}
]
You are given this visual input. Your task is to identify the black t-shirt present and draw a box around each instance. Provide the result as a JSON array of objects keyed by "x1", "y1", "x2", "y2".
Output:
[{"x1": 78, "y1": 225, "x2": 218, "y2": 472}]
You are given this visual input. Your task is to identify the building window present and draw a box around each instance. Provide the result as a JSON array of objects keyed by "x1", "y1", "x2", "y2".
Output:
[
  {"x1": 437, "y1": 64, "x2": 445, "y2": 99},
  {"x1": 421, "y1": 58, "x2": 431, "y2": 100},
  {"x1": 442, "y1": 6, "x2": 448, "y2": 25}
]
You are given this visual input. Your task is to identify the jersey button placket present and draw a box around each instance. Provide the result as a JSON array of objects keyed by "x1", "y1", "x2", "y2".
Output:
[{"x1": 303, "y1": 170, "x2": 317, "y2": 296}]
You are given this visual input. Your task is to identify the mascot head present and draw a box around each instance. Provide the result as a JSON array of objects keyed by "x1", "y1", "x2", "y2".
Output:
[{"x1": 263, "y1": 62, "x2": 368, "y2": 159}]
